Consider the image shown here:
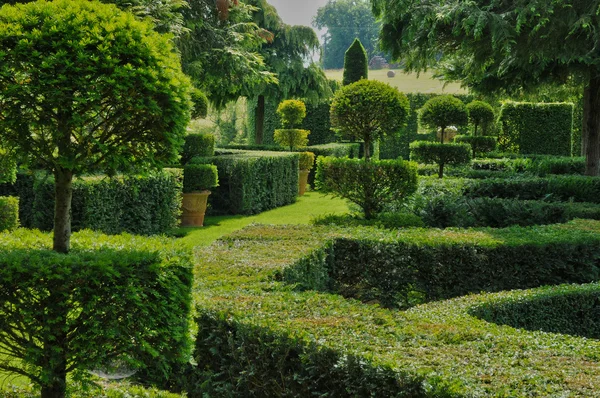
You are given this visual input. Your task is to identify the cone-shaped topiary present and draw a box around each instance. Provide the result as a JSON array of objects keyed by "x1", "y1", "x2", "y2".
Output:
[{"x1": 343, "y1": 38, "x2": 368, "y2": 86}]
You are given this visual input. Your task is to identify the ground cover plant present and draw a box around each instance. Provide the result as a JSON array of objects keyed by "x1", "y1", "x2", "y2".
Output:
[{"x1": 184, "y1": 221, "x2": 600, "y2": 397}]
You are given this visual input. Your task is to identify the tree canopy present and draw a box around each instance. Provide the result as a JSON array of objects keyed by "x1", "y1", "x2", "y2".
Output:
[
  {"x1": 314, "y1": 0, "x2": 383, "y2": 69},
  {"x1": 0, "y1": 0, "x2": 192, "y2": 253},
  {"x1": 372, "y1": 0, "x2": 600, "y2": 175}
]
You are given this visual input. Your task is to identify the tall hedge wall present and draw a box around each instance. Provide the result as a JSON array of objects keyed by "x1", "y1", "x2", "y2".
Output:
[
  {"x1": 498, "y1": 102, "x2": 574, "y2": 155},
  {"x1": 0, "y1": 170, "x2": 182, "y2": 235},
  {"x1": 191, "y1": 150, "x2": 298, "y2": 215}
]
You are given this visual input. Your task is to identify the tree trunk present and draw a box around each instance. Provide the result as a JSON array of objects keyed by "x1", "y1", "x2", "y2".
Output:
[
  {"x1": 53, "y1": 168, "x2": 73, "y2": 253},
  {"x1": 440, "y1": 126, "x2": 445, "y2": 144},
  {"x1": 364, "y1": 138, "x2": 371, "y2": 161},
  {"x1": 584, "y1": 76, "x2": 600, "y2": 176},
  {"x1": 438, "y1": 162, "x2": 444, "y2": 179},
  {"x1": 474, "y1": 122, "x2": 478, "y2": 137},
  {"x1": 254, "y1": 95, "x2": 265, "y2": 145}
]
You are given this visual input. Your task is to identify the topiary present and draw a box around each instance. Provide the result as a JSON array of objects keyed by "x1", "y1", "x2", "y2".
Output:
[
  {"x1": 410, "y1": 141, "x2": 472, "y2": 178},
  {"x1": 273, "y1": 129, "x2": 310, "y2": 151},
  {"x1": 342, "y1": 38, "x2": 368, "y2": 86},
  {"x1": 466, "y1": 100, "x2": 495, "y2": 135},
  {"x1": 183, "y1": 164, "x2": 219, "y2": 193},
  {"x1": 455, "y1": 135, "x2": 497, "y2": 158},
  {"x1": 181, "y1": 134, "x2": 216, "y2": 164},
  {"x1": 191, "y1": 88, "x2": 209, "y2": 119},
  {"x1": 419, "y1": 95, "x2": 468, "y2": 143},
  {"x1": 330, "y1": 80, "x2": 409, "y2": 160},
  {"x1": 276, "y1": 99, "x2": 307, "y2": 128},
  {"x1": 298, "y1": 152, "x2": 316, "y2": 170}
]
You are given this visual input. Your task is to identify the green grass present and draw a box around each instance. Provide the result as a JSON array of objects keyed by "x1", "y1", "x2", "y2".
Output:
[
  {"x1": 325, "y1": 69, "x2": 467, "y2": 94},
  {"x1": 177, "y1": 191, "x2": 352, "y2": 250}
]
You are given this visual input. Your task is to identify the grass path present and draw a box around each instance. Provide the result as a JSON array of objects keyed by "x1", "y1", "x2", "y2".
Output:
[{"x1": 177, "y1": 191, "x2": 352, "y2": 250}]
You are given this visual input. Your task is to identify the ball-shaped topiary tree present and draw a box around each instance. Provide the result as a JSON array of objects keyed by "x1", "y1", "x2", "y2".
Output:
[
  {"x1": 330, "y1": 80, "x2": 409, "y2": 160},
  {"x1": 343, "y1": 38, "x2": 368, "y2": 86},
  {"x1": 0, "y1": 0, "x2": 192, "y2": 254},
  {"x1": 274, "y1": 99, "x2": 310, "y2": 151},
  {"x1": 419, "y1": 95, "x2": 468, "y2": 143},
  {"x1": 466, "y1": 100, "x2": 495, "y2": 136}
]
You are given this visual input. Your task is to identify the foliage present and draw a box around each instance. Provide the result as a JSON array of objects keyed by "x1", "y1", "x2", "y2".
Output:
[
  {"x1": 298, "y1": 152, "x2": 316, "y2": 171},
  {"x1": 190, "y1": 88, "x2": 209, "y2": 119},
  {"x1": 276, "y1": 99, "x2": 307, "y2": 128},
  {"x1": 0, "y1": 149, "x2": 16, "y2": 184},
  {"x1": 342, "y1": 38, "x2": 368, "y2": 86},
  {"x1": 313, "y1": 0, "x2": 383, "y2": 69},
  {"x1": 471, "y1": 156, "x2": 586, "y2": 176},
  {"x1": 182, "y1": 134, "x2": 216, "y2": 164},
  {"x1": 303, "y1": 101, "x2": 336, "y2": 145},
  {"x1": 499, "y1": 102, "x2": 574, "y2": 156},
  {"x1": 312, "y1": 212, "x2": 424, "y2": 229},
  {"x1": 0, "y1": 229, "x2": 192, "y2": 397},
  {"x1": 183, "y1": 164, "x2": 219, "y2": 193},
  {"x1": 418, "y1": 95, "x2": 468, "y2": 143},
  {"x1": 0, "y1": 0, "x2": 191, "y2": 253},
  {"x1": 454, "y1": 135, "x2": 497, "y2": 158},
  {"x1": 410, "y1": 141, "x2": 471, "y2": 178},
  {"x1": 273, "y1": 129, "x2": 310, "y2": 151},
  {"x1": 463, "y1": 175, "x2": 600, "y2": 203},
  {"x1": 3, "y1": 380, "x2": 185, "y2": 398},
  {"x1": 2, "y1": 171, "x2": 182, "y2": 236},
  {"x1": 466, "y1": 100, "x2": 495, "y2": 135},
  {"x1": 0, "y1": 196, "x2": 18, "y2": 231},
  {"x1": 186, "y1": 221, "x2": 600, "y2": 397},
  {"x1": 316, "y1": 157, "x2": 418, "y2": 219},
  {"x1": 190, "y1": 150, "x2": 298, "y2": 214},
  {"x1": 330, "y1": 80, "x2": 409, "y2": 160}
]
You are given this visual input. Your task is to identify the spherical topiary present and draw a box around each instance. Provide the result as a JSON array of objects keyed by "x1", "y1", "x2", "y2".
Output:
[
  {"x1": 419, "y1": 95, "x2": 468, "y2": 143},
  {"x1": 330, "y1": 80, "x2": 410, "y2": 160},
  {"x1": 191, "y1": 88, "x2": 209, "y2": 119},
  {"x1": 183, "y1": 163, "x2": 219, "y2": 193},
  {"x1": 276, "y1": 99, "x2": 307, "y2": 128},
  {"x1": 343, "y1": 38, "x2": 368, "y2": 86},
  {"x1": 466, "y1": 100, "x2": 495, "y2": 135}
]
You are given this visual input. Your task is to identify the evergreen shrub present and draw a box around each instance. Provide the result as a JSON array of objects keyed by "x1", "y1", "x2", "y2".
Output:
[
  {"x1": 454, "y1": 135, "x2": 497, "y2": 157},
  {"x1": 0, "y1": 196, "x2": 18, "y2": 231},
  {"x1": 499, "y1": 102, "x2": 574, "y2": 155},
  {"x1": 0, "y1": 229, "x2": 193, "y2": 394},
  {"x1": 190, "y1": 150, "x2": 298, "y2": 215},
  {"x1": 466, "y1": 100, "x2": 495, "y2": 135},
  {"x1": 418, "y1": 95, "x2": 468, "y2": 143},
  {"x1": 190, "y1": 88, "x2": 209, "y2": 119},
  {"x1": 183, "y1": 164, "x2": 219, "y2": 193},
  {"x1": 316, "y1": 157, "x2": 418, "y2": 219},
  {"x1": 181, "y1": 133, "x2": 216, "y2": 164},
  {"x1": 298, "y1": 152, "x2": 315, "y2": 170},
  {"x1": 410, "y1": 141, "x2": 471, "y2": 178},
  {"x1": 342, "y1": 38, "x2": 368, "y2": 85}
]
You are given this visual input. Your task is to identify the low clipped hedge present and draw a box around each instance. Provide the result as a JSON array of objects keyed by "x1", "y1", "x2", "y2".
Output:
[
  {"x1": 472, "y1": 156, "x2": 585, "y2": 175},
  {"x1": 188, "y1": 222, "x2": 600, "y2": 397},
  {"x1": 0, "y1": 229, "x2": 193, "y2": 393},
  {"x1": 464, "y1": 175, "x2": 600, "y2": 203},
  {"x1": 25, "y1": 170, "x2": 182, "y2": 234},
  {"x1": 470, "y1": 283, "x2": 600, "y2": 339},
  {"x1": 190, "y1": 150, "x2": 298, "y2": 215},
  {"x1": 0, "y1": 196, "x2": 18, "y2": 231}
]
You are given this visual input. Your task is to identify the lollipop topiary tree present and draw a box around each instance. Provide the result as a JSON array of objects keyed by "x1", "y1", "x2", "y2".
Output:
[
  {"x1": 419, "y1": 95, "x2": 468, "y2": 143},
  {"x1": 273, "y1": 99, "x2": 311, "y2": 151}
]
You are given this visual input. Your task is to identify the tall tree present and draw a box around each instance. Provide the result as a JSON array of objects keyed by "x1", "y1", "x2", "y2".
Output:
[
  {"x1": 0, "y1": 0, "x2": 191, "y2": 253},
  {"x1": 248, "y1": 0, "x2": 332, "y2": 144},
  {"x1": 314, "y1": 0, "x2": 383, "y2": 69},
  {"x1": 372, "y1": 0, "x2": 600, "y2": 175}
]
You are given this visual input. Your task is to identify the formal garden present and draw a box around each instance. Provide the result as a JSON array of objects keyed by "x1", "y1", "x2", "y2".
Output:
[{"x1": 1, "y1": 0, "x2": 600, "y2": 397}]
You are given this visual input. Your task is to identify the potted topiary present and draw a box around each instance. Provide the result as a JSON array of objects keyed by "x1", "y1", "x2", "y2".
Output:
[
  {"x1": 181, "y1": 164, "x2": 219, "y2": 226},
  {"x1": 298, "y1": 151, "x2": 315, "y2": 196}
]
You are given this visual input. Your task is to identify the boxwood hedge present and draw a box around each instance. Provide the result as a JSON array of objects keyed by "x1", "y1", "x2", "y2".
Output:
[{"x1": 188, "y1": 221, "x2": 600, "y2": 397}]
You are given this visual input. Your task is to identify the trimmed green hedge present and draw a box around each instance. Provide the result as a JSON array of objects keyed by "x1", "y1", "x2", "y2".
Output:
[
  {"x1": 188, "y1": 222, "x2": 600, "y2": 397},
  {"x1": 472, "y1": 156, "x2": 585, "y2": 176},
  {"x1": 410, "y1": 141, "x2": 472, "y2": 178},
  {"x1": 181, "y1": 133, "x2": 215, "y2": 164},
  {"x1": 454, "y1": 135, "x2": 497, "y2": 157},
  {"x1": 190, "y1": 150, "x2": 298, "y2": 215},
  {"x1": 499, "y1": 102, "x2": 574, "y2": 155},
  {"x1": 183, "y1": 164, "x2": 218, "y2": 193},
  {"x1": 0, "y1": 196, "x2": 18, "y2": 231},
  {"x1": 470, "y1": 283, "x2": 600, "y2": 339},
  {"x1": 464, "y1": 175, "x2": 600, "y2": 203},
  {"x1": 0, "y1": 170, "x2": 182, "y2": 235},
  {"x1": 303, "y1": 101, "x2": 336, "y2": 145},
  {"x1": 0, "y1": 229, "x2": 193, "y2": 393}
]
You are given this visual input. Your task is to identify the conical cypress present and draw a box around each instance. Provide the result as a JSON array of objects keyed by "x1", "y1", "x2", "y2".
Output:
[{"x1": 342, "y1": 38, "x2": 368, "y2": 85}]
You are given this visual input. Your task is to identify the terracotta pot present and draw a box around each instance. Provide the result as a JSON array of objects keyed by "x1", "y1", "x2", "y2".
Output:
[
  {"x1": 181, "y1": 191, "x2": 211, "y2": 227},
  {"x1": 298, "y1": 169, "x2": 309, "y2": 196}
]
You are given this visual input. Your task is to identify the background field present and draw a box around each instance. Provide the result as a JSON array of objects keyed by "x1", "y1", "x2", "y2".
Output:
[{"x1": 325, "y1": 69, "x2": 467, "y2": 94}]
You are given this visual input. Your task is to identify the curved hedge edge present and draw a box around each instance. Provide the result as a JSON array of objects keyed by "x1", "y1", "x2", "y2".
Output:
[{"x1": 190, "y1": 222, "x2": 600, "y2": 397}]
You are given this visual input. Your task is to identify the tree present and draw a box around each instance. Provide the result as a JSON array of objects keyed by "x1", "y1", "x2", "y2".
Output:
[
  {"x1": 0, "y1": 0, "x2": 191, "y2": 253},
  {"x1": 247, "y1": 0, "x2": 332, "y2": 144},
  {"x1": 418, "y1": 95, "x2": 468, "y2": 144},
  {"x1": 330, "y1": 80, "x2": 409, "y2": 160},
  {"x1": 410, "y1": 141, "x2": 471, "y2": 178},
  {"x1": 466, "y1": 100, "x2": 495, "y2": 136},
  {"x1": 274, "y1": 100, "x2": 310, "y2": 151},
  {"x1": 343, "y1": 38, "x2": 368, "y2": 86},
  {"x1": 313, "y1": 0, "x2": 384, "y2": 69},
  {"x1": 372, "y1": 0, "x2": 600, "y2": 176}
]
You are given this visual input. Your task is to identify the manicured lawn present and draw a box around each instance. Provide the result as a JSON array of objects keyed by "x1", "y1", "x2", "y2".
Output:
[
  {"x1": 325, "y1": 69, "x2": 467, "y2": 94},
  {"x1": 177, "y1": 191, "x2": 352, "y2": 250}
]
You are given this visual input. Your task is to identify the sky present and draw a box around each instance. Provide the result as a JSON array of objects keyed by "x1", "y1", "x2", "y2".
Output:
[{"x1": 267, "y1": 0, "x2": 330, "y2": 38}]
